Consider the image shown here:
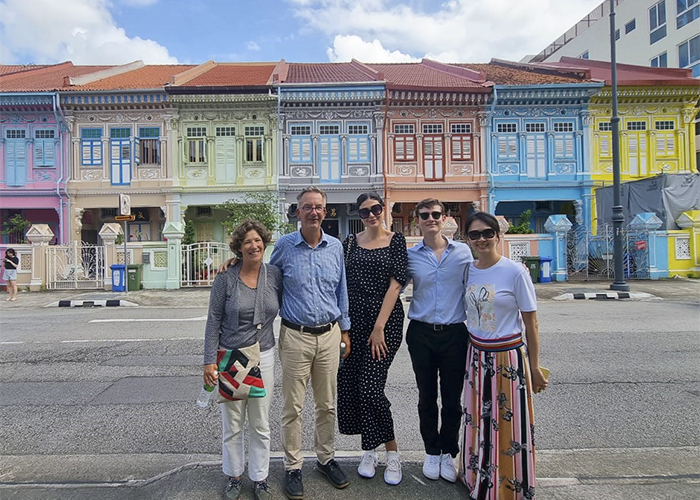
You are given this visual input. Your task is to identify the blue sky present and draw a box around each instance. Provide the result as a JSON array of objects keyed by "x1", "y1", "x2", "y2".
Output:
[{"x1": 0, "y1": 0, "x2": 603, "y2": 65}]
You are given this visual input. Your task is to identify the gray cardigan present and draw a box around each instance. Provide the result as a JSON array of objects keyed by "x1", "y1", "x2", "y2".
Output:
[{"x1": 203, "y1": 263, "x2": 282, "y2": 365}]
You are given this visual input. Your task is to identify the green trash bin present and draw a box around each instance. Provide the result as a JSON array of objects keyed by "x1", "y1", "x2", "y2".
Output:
[
  {"x1": 127, "y1": 264, "x2": 143, "y2": 291},
  {"x1": 522, "y1": 257, "x2": 540, "y2": 283}
]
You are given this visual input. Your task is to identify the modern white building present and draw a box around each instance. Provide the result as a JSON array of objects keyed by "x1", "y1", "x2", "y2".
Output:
[{"x1": 528, "y1": 0, "x2": 699, "y2": 77}]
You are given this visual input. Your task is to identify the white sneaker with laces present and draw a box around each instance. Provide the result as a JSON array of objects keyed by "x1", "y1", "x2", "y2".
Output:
[
  {"x1": 440, "y1": 453, "x2": 457, "y2": 483},
  {"x1": 384, "y1": 451, "x2": 402, "y2": 485},
  {"x1": 358, "y1": 450, "x2": 377, "y2": 478},
  {"x1": 422, "y1": 454, "x2": 440, "y2": 480}
]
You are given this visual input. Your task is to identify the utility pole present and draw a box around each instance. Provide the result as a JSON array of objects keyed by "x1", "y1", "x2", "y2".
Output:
[{"x1": 609, "y1": 0, "x2": 630, "y2": 292}]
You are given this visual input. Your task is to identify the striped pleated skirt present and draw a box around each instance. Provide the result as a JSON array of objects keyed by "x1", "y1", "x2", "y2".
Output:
[{"x1": 459, "y1": 333, "x2": 536, "y2": 500}]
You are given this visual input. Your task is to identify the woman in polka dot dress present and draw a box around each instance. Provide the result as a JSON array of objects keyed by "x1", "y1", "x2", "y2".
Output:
[{"x1": 338, "y1": 192, "x2": 408, "y2": 486}]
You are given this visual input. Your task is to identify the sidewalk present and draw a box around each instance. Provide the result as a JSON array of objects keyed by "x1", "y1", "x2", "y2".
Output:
[
  {"x1": 3, "y1": 448, "x2": 698, "y2": 500},
  {"x1": 1, "y1": 278, "x2": 698, "y2": 310}
]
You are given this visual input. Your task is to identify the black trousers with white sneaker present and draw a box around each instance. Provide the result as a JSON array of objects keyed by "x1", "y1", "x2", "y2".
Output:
[{"x1": 406, "y1": 320, "x2": 468, "y2": 457}]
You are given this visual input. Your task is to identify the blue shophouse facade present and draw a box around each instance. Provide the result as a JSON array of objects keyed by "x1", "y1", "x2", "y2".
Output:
[{"x1": 485, "y1": 83, "x2": 604, "y2": 232}]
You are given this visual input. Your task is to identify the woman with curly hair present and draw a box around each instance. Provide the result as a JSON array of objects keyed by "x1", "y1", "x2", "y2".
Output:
[{"x1": 203, "y1": 219, "x2": 282, "y2": 500}]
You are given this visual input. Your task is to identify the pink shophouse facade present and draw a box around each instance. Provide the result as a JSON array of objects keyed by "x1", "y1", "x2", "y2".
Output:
[{"x1": 0, "y1": 91, "x2": 70, "y2": 245}]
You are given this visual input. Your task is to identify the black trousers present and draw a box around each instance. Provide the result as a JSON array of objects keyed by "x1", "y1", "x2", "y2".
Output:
[{"x1": 406, "y1": 320, "x2": 468, "y2": 457}]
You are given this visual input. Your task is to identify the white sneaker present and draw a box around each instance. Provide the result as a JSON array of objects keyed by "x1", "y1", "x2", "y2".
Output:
[
  {"x1": 422, "y1": 454, "x2": 440, "y2": 480},
  {"x1": 358, "y1": 450, "x2": 377, "y2": 478},
  {"x1": 384, "y1": 451, "x2": 402, "y2": 485},
  {"x1": 440, "y1": 453, "x2": 457, "y2": 483}
]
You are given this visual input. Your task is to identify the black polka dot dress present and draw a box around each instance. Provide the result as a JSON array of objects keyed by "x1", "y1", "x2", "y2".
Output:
[{"x1": 338, "y1": 232, "x2": 408, "y2": 451}]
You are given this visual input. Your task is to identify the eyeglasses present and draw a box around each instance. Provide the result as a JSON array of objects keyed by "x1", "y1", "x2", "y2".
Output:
[
  {"x1": 358, "y1": 204, "x2": 383, "y2": 219},
  {"x1": 418, "y1": 211, "x2": 443, "y2": 221},
  {"x1": 467, "y1": 229, "x2": 497, "y2": 240},
  {"x1": 300, "y1": 205, "x2": 326, "y2": 213}
]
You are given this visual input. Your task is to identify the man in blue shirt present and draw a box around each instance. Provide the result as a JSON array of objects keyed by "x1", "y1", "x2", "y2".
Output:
[
  {"x1": 406, "y1": 198, "x2": 472, "y2": 484},
  {"x1": 271, "y1": 186, "x2": 351, "y2": 499}
]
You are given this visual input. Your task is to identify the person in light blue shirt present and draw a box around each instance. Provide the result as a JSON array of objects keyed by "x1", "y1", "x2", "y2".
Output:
[
  {"x1": 405, "y1": 198, "x2": 473, "y2": 484},
  {"x1": 271, "y1": 229, "x2": 350, "y2": 333},
  {"x1": 271, "y1": 186, "x2": 351, "y2": 499}
]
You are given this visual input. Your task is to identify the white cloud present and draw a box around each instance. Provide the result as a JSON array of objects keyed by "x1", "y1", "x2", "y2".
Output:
[
  {"x1": 327, "y1": 35, "x2": 418, "y2": 62},
  {"x1": 0, "y1": 0, "x2": 177, "y2": 65},
  {"x1": 289, "y1": 0, "x2": 602, "y2": 63},
  {"x1": 246, "y1": 41, "x2": 261, "y2": 51}
]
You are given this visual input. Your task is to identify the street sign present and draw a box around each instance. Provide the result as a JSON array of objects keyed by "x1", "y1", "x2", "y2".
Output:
[
  {"x1": 119, "y1": 194, "x2": 131, "y2": 216},
  {"x1": 115, "y1": 215, "x2": 135, "y2": 221}
]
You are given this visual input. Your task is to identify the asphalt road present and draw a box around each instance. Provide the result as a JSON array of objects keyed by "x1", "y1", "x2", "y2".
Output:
[{"x1": 1, "y1": 299, "x2": 699, "y2": 499}]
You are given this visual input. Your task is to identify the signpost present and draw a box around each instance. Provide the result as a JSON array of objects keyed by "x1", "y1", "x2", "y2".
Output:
[{"x1": 117, "y1": 195, "x2": 133, "y2": 295}]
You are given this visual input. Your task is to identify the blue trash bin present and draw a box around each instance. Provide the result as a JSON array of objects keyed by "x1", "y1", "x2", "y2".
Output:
[
  {"x1": 110, "y1": 264, "x2": 126, "y2": 292},
  {"x1": 539, "y1": 257, "x2": 553, "y2": 283}
]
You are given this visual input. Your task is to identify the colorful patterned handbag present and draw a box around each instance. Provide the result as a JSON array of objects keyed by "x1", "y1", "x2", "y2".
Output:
[{"x1": 216, "y1": 343, "x2": 266, "y2": 402}]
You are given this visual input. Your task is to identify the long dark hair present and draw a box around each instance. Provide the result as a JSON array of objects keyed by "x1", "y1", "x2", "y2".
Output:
[{"x1": 5, "y1": 248, "x2": 16, "y2": 257}]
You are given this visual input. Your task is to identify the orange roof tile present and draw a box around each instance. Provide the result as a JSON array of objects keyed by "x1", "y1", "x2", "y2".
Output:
[
  {"x1": 177, "y1": 63, "x2": 276, "y2": 87},
  {"x1": 457, "y1": 61, "x2": 586, "y2": 85},
  {"x1": 285, "y1": 63, "x2": 379, "y2": 84},
  {"x1": 0, "y1": 62, "x2": 111, "y2": 91},
  {"x1": 0, "y1": 64, "x2": 51, "y2": 77},
  {"x1": 367, "y1": 62, "x2": 487, "y2": 90},
  {"x1": 74, "y1": 65, "x2": 196, "y2": 90},
  {"x1": 543, "y1": 57, "x2": 699, "y2": 86}
]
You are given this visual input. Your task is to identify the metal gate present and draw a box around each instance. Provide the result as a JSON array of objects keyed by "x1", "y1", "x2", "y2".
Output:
[
  {"x1": 181, "y1": 242, "x2": 233, "y2": 287},
  {"x1": 566, "y1": 225, "x2": 650, "y2": 281},
  {"x1": 46, "y1": 241, "x2": 105, "y2": 290}
]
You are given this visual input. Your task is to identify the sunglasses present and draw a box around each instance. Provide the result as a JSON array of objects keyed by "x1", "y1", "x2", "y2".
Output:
[
  {"x1": 359, "y1": 204, "x2": 383, "y2": 219},
  {"x1": 468, "y1": 229, "x2": 497, "y2": 240},
  {"x1": 418, "y1": 211, "x2": 443, "y2": 221}
]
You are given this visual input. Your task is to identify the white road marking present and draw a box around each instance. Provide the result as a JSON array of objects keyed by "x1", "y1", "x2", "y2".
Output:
[
  {"x1": 2, "y1": 338, "x2": 202, "y2": 345},
  {"x1": 89, "y1": 315, "x2": 208, "y2": 323}
]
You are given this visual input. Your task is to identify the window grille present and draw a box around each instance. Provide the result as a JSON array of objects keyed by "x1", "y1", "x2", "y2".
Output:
[
  {"x1": 422, "y1": 124, "x2": 443, "y2": 134},
  {"x1": 497, "y1": 123, "x2": 517, "y2": 133},
  {"x1": 451, "y1": 123, "x2": 471, "y2": 134}
]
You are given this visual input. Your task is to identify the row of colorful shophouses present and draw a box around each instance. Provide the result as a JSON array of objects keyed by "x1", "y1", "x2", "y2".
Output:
[{"x1": 1, "y1": 56, "x2": 699, "y2": 291}]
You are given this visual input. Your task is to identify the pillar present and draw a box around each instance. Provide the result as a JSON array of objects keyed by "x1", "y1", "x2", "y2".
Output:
[
  {"x1": 629, "y1": 213, "x2": 665, "y2": 280},
  {"x1": 544, "y1": 215, "x2": 573, "y2": 282},
  {"x1": 25, "y1": 224, "x2": 54, "y2": 292},
  {"x1": 99, "y1": 223, "x2": 122, "y2": 290},
  {"x1": 162, "y1": 221, "x2": 185, "y2": 290}
]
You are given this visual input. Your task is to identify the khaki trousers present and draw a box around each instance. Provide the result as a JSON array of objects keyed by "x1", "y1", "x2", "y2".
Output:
[{"x1": 279, "y1": 322, "x2": 340, "y2": 470}]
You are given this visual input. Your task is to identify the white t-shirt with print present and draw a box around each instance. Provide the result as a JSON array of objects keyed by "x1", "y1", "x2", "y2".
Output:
[{"x1": 465, "y1": 257, "x2": 537, "y2": 340}]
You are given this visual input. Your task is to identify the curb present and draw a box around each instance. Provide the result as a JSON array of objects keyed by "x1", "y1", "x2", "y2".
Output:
[
  {"x1": 46, "y1": 300, "x2": 139, "y2": 308},
  {"x1": 553, "y1": 291, "x2": 658, "y2": 301}
]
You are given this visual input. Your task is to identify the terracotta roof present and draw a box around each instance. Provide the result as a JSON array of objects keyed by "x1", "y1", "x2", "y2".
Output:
[
  {"x1": 74, "y1": 65, "x2": 196, "y2": 90},
  {"x1": 367, "y1": 62, "x2": 487, "y2": 90},
  {"x1": 177, "y1": 63, "x2": 276, "y2": 87},
  {"x1": 543, "y1": 57, "x2": 698, "y2": 86},
  {"x1": 0, "y1": 62, "x2": 111, "y2": 91},
  {"x1": 285, "y1": 62, "x2": 380, "y2": 84},
  {"x1": 0, "y1": 64, "x2": 52, "y2": 77},
  {"x1": 457, "y1": 61, "x2": 587, "y2": 85}
]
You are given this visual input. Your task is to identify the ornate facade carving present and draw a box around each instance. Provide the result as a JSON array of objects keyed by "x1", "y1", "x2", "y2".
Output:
[
  {"x1": 397, "y1": 165, "x2": 415, "y2": 176},
  {"x1": 138, "y1": 169, "x2": 161, "y2": 179},
  {"x1": 291, "y1": 166, "x2": 312, "y2": 177},
  {"x1": 81, "y1": 169, "x2": 103, "y2": 181},
  {"x1": 348, "y1": 166, "x2": 369, "y2": 176}
]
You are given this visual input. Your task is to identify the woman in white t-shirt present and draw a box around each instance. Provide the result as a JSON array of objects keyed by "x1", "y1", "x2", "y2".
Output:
[{"x1": 458, "y1": 212, "x2": 548, "y2": 500}]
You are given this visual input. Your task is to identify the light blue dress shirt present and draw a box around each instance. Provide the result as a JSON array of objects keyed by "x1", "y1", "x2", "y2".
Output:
[
  {"x1": 270, "y1": 230, "x2": 351, "y2": 331},
  {"x1": 406, "y1": 237, "x2": 473, "y2": 325}
]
